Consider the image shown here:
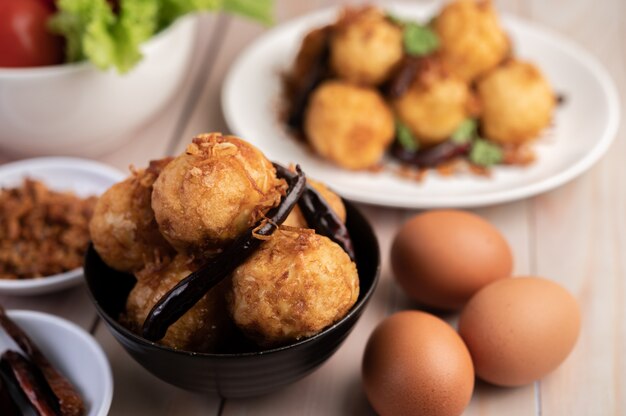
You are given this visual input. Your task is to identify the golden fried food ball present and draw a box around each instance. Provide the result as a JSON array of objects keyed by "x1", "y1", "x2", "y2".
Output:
[
  {"x1": 435, "y1": 0, "x2": 509, "y2": 81},
  {"x1": 304, "y1": 81, "x2": 394, "y2": 170},
  {"x1": 283, "y1": 178, "x2": 346, "y2": 228},
  {"x1": 393, "y1": 58, "x2": 472, "y2": 145},
  {"x1": 229, "y1": 229, "x2": 359, "y2": 347},
  {"x1": 152, "y1": 133, "x2": 286, "y2": 254},
  {"x1": 89, "y1": 158, "x2": 174, "y2": 273},
  {"x1": 124, "y1": 255, "x2": 233, "y2": 352},
  {"x1": 477, "y1": 60, "x2": 555, "y2": 144},
  {"x1": 330, "y1": 7, "x2": 403, "y2": 86}
]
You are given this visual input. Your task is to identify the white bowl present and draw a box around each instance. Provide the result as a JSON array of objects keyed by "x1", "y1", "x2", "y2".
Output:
[
  {"x1": 0, "y1": 157, "x2": 125, "y2": 295},
  {"x1": 0, "y1": 16, "x2": 197, "y2": 158},
  {"x1": 0, "y1": 310, "x2": 113, "y2": 416}
]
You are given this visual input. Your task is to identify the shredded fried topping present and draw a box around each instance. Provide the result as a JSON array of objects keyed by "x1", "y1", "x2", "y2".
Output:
[{"x1": 0, "y1": 179, "x2": 97, "y2": 279}]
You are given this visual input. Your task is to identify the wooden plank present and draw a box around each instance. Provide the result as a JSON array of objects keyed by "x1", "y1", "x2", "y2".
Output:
[
  {"x1": 94, "y1": 325, "x2": 223, "y2": 416},
  {"x1": 467, "y1": 202, "x2": 537, "y2": 416},
  {"x1": 527, "y1": 0, "x2": 625, "y2": 414},
  {"x1": 0, "y1": 286, "x2": 97, "y2": 331}
]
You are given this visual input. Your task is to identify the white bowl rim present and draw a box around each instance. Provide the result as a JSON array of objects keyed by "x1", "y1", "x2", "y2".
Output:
[
  {"x1": 0, "y1": 14, "x2": 196, "y2": 78},
  {"x1": 5, "y1": 309, "x2": 113, "y2": 416},
  {"x1": 0, "y1": 156, "x2": 125, "y2": 292}
]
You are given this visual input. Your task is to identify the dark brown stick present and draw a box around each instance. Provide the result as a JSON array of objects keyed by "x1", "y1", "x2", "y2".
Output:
[
  {"x1": 142, "y1": 166, "x2": 307, "y2": 342},
  {"x1": 1, "y1": 351, "x2": 61, "y2": 416},
  {"x1": 390, "y1": 140, "x2": 471, "y2": 168},
  {"x1": 0, "y1": 307, "x2": 84, "y2": 416},
  {"x1": 0, "y1": 375, "x2": 21, "y2": 416},
  {"x1": 273, "y1": 163, "x2": 355, "y2": 261}
]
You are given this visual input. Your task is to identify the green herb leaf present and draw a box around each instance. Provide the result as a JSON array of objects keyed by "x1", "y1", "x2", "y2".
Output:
[
  {"x1": 50, "y1": 0, "x2": 275, "y2": 73},
  {"x1": 469, "y1": 139, "x2": 504, "y2": 167},
  {"x1": 403, "y1": 22, "x2": 439, "y2": 56},
  {"x1": 396, "y1": 120, "x2": 419, "y2": 152},
  {"x1": 451, "y1": 119, "x2": 478, "y2": 144},
  {"x1": 223, "y1": 0, "x2": 274, "y2": 26}
]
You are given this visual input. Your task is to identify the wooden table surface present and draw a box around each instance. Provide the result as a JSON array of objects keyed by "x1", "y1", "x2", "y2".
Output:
[{"x1": 1, "y1": 0, "x2": 624, "y2": 414}]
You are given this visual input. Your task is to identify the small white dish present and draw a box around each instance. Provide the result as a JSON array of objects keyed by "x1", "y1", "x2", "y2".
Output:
[
  {"x1": 222, "y1": 3, "x2": 620, "y2": 208},
  {"x1": 0, "y1": 310, "x2": 113, "y2": 416},
  {"x1": 0, "y1": 157, "x2": 124, "y2": 295}
]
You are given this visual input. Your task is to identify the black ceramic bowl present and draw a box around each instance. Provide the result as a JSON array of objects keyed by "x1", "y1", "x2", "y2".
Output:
[{"x1": 84, "y1": 201, "x2": 380, "y2": 398}]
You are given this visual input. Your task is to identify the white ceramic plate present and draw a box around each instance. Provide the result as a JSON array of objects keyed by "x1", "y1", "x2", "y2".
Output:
[
  {"x1": 0, "y1": 157, "x2": 124, "y2": 295},
  {"x1": 222, "y1": 3, "x2": 620, "y2": 208},
  {"x1": 0, "y1": 310, "x2": 113, "y2": 416}
]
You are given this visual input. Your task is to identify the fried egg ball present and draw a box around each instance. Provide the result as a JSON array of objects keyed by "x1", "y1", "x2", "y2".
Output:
[
  {"x1": 393, "y1": 58, "x2": 472, "y2": 145},
  {"x1": 89, "y1": 158, "x2": 174, "y2": 273},
  {"x1": 152, "y1": 133, "x2": 286, "y2": 254},
  {"x1": 124, "y1": 255, "x2": 234, "y2": 352},
  {"x1": 229, "y1": 229, "x2": 359, "y2": 347},
  {"x1": 477, "y1": 60, "x2": 555, "y2": 144},
  {"x1": 330, "y1": 7, "x2": 403, "y2": 86},
  {"x1": 304, "y1": 81, "x2": 394, "y2": 170},
  {"x1": 283, "y1": 178, "x2": 346, "y2": 228},
  {"x1": 435, "y1": 0, "x2": 509, "y2": 81}
]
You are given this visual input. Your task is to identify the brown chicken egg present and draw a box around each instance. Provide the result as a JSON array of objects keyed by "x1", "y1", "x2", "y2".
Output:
[
  {"x1": 458, "y1": 276, "x2": 581, "y2": 387},
  {"x1": 362, "y1": 311, "x2": 474, "y2": 416},
  {"x1": 391, "y1": 210, "x2": 513, "y2": 310}
]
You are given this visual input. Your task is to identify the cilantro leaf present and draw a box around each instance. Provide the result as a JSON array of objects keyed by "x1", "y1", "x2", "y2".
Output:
[
  {"x1": 396, "y1": 120, "x2": 419, "y2": 152},
  {"x1": 451, "y1": 119, "x2": 478, "y2": 144},
  {"x1": 403, "y1": 22, "x2": 439, "y2": 56},
  {"x1": 469, "y1": 139, "x2": 504, "y2": 167}
]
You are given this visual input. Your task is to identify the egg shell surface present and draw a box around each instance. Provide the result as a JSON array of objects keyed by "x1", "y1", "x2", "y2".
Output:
[
  {"x1": 458, "y1": 276, "x2": 581, "y2": 386},
  {"x1": 362, "y1": 310, "x2": 474, "y2": 416},
  {"x1": 391, "y1": 210, "x2": 513, "y2": 310}
]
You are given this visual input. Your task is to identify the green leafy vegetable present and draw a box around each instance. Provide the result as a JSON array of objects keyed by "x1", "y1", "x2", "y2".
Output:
[
  {"x1": 451, "y1": 119, "x2": 478, "y2": 144},
  {"x1": 469, "y1": 139, "x2": 503, "y2": 167},
  {"x1": 50, "y1": 0, "x2": 274, "y2": 73},
  {"x1": 396, "y1": 120, "x2": 419, "y2": 152},
  {"x1": 387, "y1": 14, "x2": 439, "y2": 56},
  {"x1": 403, "y1": 22, "x2": 439, "y2": 56},
  {"x1": 223, "y1": 0, "x2": 273, "y2": 26}
]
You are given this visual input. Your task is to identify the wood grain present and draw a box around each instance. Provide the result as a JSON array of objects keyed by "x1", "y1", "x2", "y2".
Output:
[{"x1": 0, "y1": 0, "x2": 623, "y2": 415}]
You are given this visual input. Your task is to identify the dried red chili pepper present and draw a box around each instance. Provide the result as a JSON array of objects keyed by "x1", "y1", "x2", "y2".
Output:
[
  {"x1": 0, "y1": 376, "x2": 21, "y2": 416},
  {"x1": 273, "y1": 163, "x2": 355, "y2": 261},
  {"x1": 0, "y1": 351, "x2": 61, "y2": 416},
  {"x1": 0, "y1": 307, "x2": 84, "y2": 416},
  {"x1": 390, "y1": 140, "x2": 471, "y2": 168},
  {"x1": 142, "y1": 165, "x2": 307, "y2": 342}
]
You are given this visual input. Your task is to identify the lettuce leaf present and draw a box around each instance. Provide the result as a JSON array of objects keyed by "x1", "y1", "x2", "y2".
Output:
[
  {"x1": 49, "y1": 0, "x2": 274, "y2": 73},
  {"x1": 223, "y1": 0, "x2": 273, "y2": 26}
]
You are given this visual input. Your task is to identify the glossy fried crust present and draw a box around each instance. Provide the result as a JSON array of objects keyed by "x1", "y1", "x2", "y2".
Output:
[
  {"x1": 477, "y1": 60, "x2": 555, "y2": 144},
  {"x1": 151, "y1": 133, "x2": 287, "y2": 254},
  {"x1": 393, "y1": 58, "x2": 472, "y2": 145},
  {"x1": 435, "y1": 0, "x2": 509, "y2": 82},
  {"x1": 89, "y1": 158, "x2": 174, "y2": 273},
  {"x1": 283, "y1": 178, "x2": 346, "y2": 228},
  {"x1": 304, "y1": 81, "x2": 394, "y2": 170},
  {"x1": 124, "y1": 255, "x2": 233, "y2": 352},
  {"x1": 330, "y1": 6, "x2": 403, "y2": 86},
  {"x1": 229, "y1": 229, "x2": 359, "y2": 347}
]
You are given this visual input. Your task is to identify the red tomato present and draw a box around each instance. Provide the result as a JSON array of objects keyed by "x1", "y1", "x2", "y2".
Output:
[{"x1": 0, "y1": 0, "x2": 64, "y2": 68}]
